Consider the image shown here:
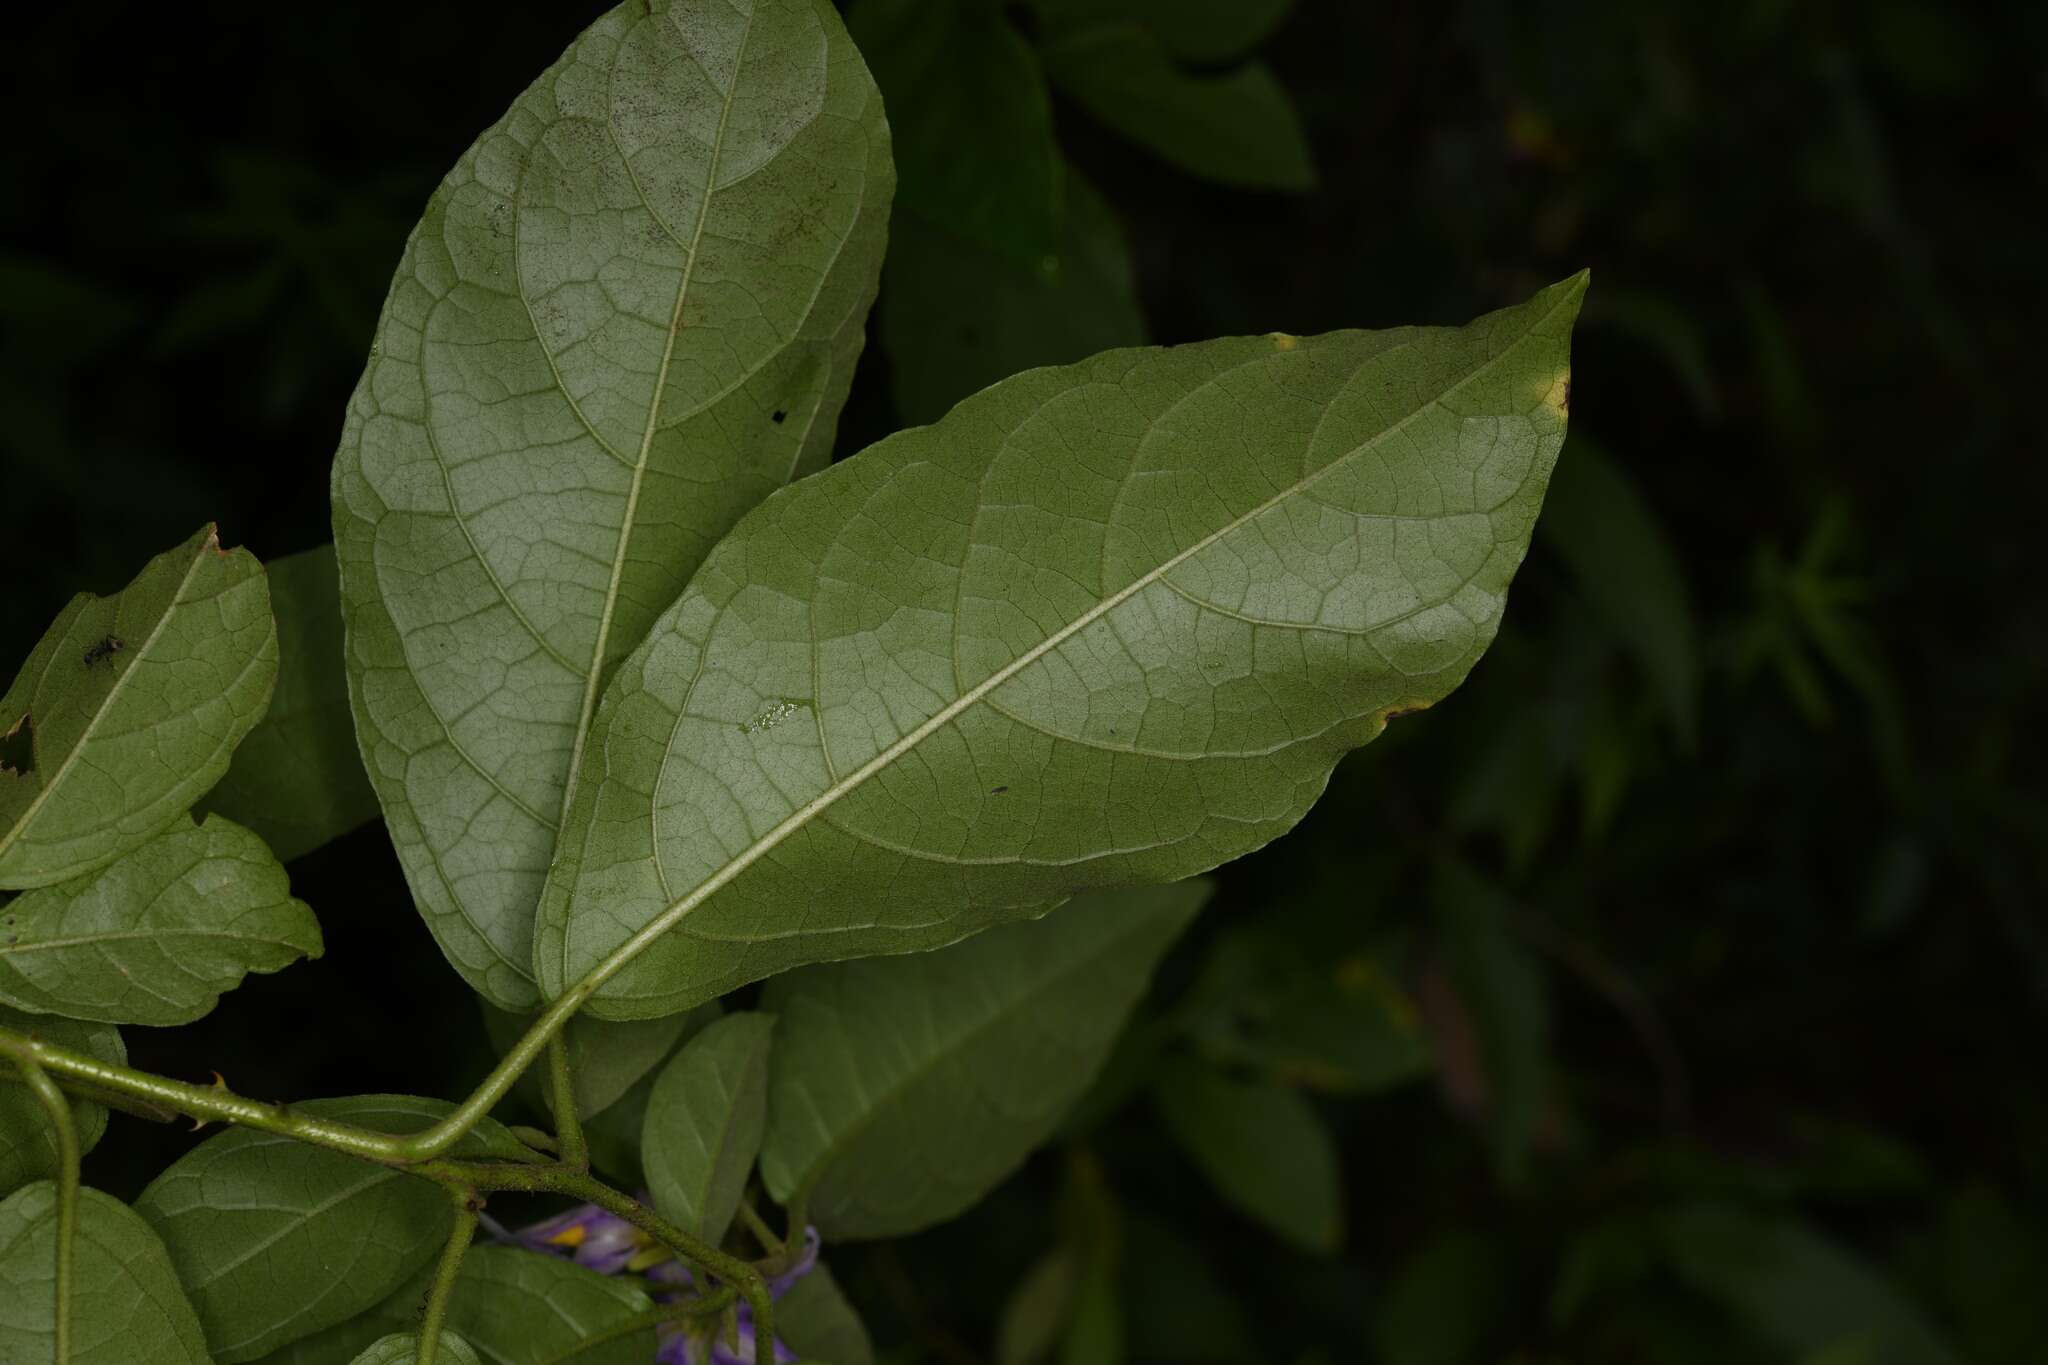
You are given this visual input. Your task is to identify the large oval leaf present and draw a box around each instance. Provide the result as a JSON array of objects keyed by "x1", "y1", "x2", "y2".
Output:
[
  {"x1": 758, "y1": 882, "x2": 1206, "y2": 1239},
  {"x1": 0, "y1": 1007, "x2": 123, "y2": 1197},
  {"x1": 332, "y1": 0, "x2": 893, "y2": 1008},
  {"x1": 203, "y1": 544, "x2": 382, "y2": 861},
  {"x1": 0, "y1": 813, "x2": 321, "y2": 1025},
  {"x1": 135, "y1": 1095, "x2": 525, "y2": 1362},
  {"x1": 538, "y1": 277, "x2": 1584, "y2": 1015},
  {"x1": 0, "y1": 523, "x2": 277, "y2": 889},
  {"x1": 0, "y1": 1181, "x2": 211, "y2": 1364}
]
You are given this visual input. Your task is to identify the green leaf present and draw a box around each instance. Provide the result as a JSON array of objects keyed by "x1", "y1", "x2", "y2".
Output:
[
  {"x1": 202, "y1": 544, "x2": 381, "y2": 860},
  {"x1": 847, "y1": 0, "x2": 1056, "y2": 262},
  {"x1": 0, "y1": 813, "x2": 321, "y2": 1025},
  {"x1": 479, "y1": 1003, "x2": 699, "y2": 1122},
  {"x1": 1657, "y1": 1206, "x2": 1960, "y2": 1365},
  {"x1": 999, "y1": 1251, "x2": 1079, "y2": 1365},
  {"x1": 1371, "y1": 1229, "x2": 1512, "y2": 1365},
  {"x1": 0, "y1": 1181, "x2": 211, "y2": 1364},
  {"x1": 332, "y1": 0, "x2": 894, "y2": 1010},
  {"x1": 0, "y1": 1007, "x2": 122, "y2": 1196},
  {"x1": 1039, "y1": 25, "x2": 1314, "y2": 191},
  {"x1": 428, "y1": 1247, "x2": 655, "y2": 1365},
  {"x1": 881, "y1": 163, "x2": 1147, "y2": 426},
  {"x1": 642, "y1": 1010, "x2": 775, "y2": 1245},
  {"x1": 778, "y1": 1261, "x2": 875, "y2": 1365},
  {"x1": 1431, "y1": 863, "x2": 1552, "y2": 1184},
  {"x1": 0, "y1": 523, "x2": 278, "y2": 888},
  {"x1": 135, "y1": 1095, "x2": 525, "y2": 1362},
  {"x1": 1536, "y1": 434, "x2": 1700, "y2": 744},
  {"x1": 1029, "y1": 0, "x2": 1295, "y2": 65},
  {"x1": 539, "y1": 276, "x2": 1584, "y2": 1016},
  {"x1": 351, "y1": 1334, "x2": 483, "y2": 1365},
  {"x1": 759, "y1": 883, "x2": 1206, "y2": 1240},
  {"x1": 249, "y1": 1246, "x2": 655, "y2": 1365},
  {"x1": 1152, "y1": 1056, "x2": 1341, "y2": 1253}
]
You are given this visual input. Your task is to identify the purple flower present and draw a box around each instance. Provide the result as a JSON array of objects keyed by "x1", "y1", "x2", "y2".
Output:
[{"x1": 501, "y1": 1204, "x2": 822, "y2": 1364}]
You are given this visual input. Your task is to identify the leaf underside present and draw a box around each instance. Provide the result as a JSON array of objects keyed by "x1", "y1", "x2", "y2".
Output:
[
  {"x1": 332, "y1": 0, "x2": 892, "y2": 1008},
  {"x1": 0, "y1": 813, "x2": 321, "y2": 1026},
  {"x1": 0, "y1": 1007, "x2": 124, "y2": 1196},
  {"x1": 538, "y1": 275, "x2": 1584, "y2": 1018},
  {"x1": 0, "y1": 1182, "x2": 211, "y2": 1365},
  {"x1": 0, "y1": 524, "x2": 276, "y2": 889}
]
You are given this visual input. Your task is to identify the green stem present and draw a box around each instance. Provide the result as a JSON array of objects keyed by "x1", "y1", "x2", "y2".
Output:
[
  {"x1": 417, "y1": 1159, "x2": 774, "y2": 1348},
  {"x1": 545, "y1": 1034, "x2": 588, "y2": 1171},
  {"x1": 20, "y1": 1056, "x2": 77, "y2": 1365},
  {"x1": 417, "y1": 1193, "x2": 479, "y2": 1365}
]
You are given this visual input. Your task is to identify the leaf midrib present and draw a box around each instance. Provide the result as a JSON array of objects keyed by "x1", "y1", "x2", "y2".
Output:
[
  {"x1": 570, "y1": 284, "x2": 1576, "y2": 997},
  {"x1": 556, "y1": 5, "x2": 759, "y2": 848},
  {"x1": 0, "y1": 542, "x2": 209, "y2": 866}
]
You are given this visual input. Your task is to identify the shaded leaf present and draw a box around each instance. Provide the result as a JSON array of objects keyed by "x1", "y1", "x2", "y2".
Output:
[
  {"x1": 135, "y1": 1095, "x2": 526, "y2": 1362},
  {"x1": 0, "y1": 523, "x2": 277, "y2": 888},
  {"x1": 0, "y1": 813, "x2": 321, "y2": 1025},
  {"x1": 1431, "y1": 863, "x2": 1553, "y2": 1183},
  {"x1": 0, "y1": 1181, "x2": 210, "y2": 1364},
  {"x1": 351, "y1": 1334, "x2": 482, "y2": 1365},
  {"x1": 760, "y1": 883, "x2": 1207, "y2": 1239},
  {"x1": 1152, "y1": 1056, "x2": 1341, "y2": 1252},
  {"x1": 998, "y1": 1250, "x2": 1078, "y2": 1365},
  {"x1": 479, "y1": 1004, "x2": 700, "y2": 1123},
  {"x1": 1029, "y1": 0, "x2": 1295, "y2": 65},
  {"x1": 881, "y1": 164, "x2": 1147, "y2": 426},
  {"x1": 1658, "y1": 1206, "x2": 1960, "y2": 1365},
  {"x1": 848, "y1": 0, "x2": 1056, "y2": 261},
  {"x1": 643, "y1": 1010, "x2": 775, "y2": 1245},
  {"x1": 0, "y1": 1006, "x2": 123, "y2": 1196},
  {"x1": 1040, "y1": 25, "x2": 1313, "y2": 190},
  {"x1": 538, "y1": 278, "x2": 1584, "y2": 1016},
  {"x1": 333, "y1": 0, "x2": 894, "y2": 1009},
  {"x1": 431, "y1": 1247, "x2": 655, "y2": 1365},
  {"x1": 1371, "y1": 1229, "x2": 1512, "y2": 1365},
  {"x1": 203, "y1": 543, "x2": 380, "y2": 860},
  {"x1": 778, "y1": 1261, "x2": 875, "y2": 1365},
  {"x1": 1537, "y1": 435, "x2": 1700, "y2": 744}
]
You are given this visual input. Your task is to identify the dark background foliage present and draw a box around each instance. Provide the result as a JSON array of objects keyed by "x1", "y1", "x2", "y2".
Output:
[{"x1": 4, "y1": 1, "x2": 2044, "y2": 1360}]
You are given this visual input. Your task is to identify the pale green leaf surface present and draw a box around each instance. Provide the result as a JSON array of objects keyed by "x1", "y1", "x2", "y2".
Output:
[
  {"x1": 539, "y1": 277, "x2": 1583, "y2": 1017},
  {"x1": 778, "y1": 1261, "x2": 874, "y2": 1365},
  {"x1": 0, "y1": 1181, "x2": 211, "y2": 1364},
  {"x1": 479, "y1": 1003, "x2": 698, "y2": 1122},
  {"x1": 136, "y1": 1095, "x2": 526, "y2": 1362},
  {"x1": 882, "y1": 164, "x2": 1146, "y2": 426},
  {"x1": 332, "y1": 0, "x2": 893, "y2": 1009},
  {"x1": 0, "y1": 1007, "x2": 122, "y2": 1196},
  {"x1": 642, "y1": 1009, "x2": 775, "y2": 1244},
  {"x1": 847, "y1": 0, "x2": 1056, "y2": 262},
  {"x1": 1040, "y1": 25, "x2": 1313, "y2": 191},
  {"x1": 0, "y1": 813, "x2": 321, "y2": 1025},
  {"x1": 203, "y1": 544, "x2": 381, "y2": 861},
  {"x1": 0, "y1": 524, "x2": 277, "y2": 888},
  {"x1": 351, "y1": 1334, "x2": 482, "y2": 1365},
  {"x1": 759, "y1": 883, "x2": 1206, "y2": 1240},
  {"x1": 1152, "y1": 1057, "x2": 1341, "y2": 1252}
]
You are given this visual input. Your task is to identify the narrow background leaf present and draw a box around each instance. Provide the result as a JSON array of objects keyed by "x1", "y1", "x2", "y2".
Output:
[{"x1": 1152, "y1": 1056, "x2": 1342, "y2": 1253}]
